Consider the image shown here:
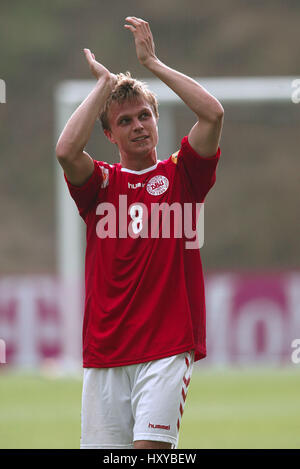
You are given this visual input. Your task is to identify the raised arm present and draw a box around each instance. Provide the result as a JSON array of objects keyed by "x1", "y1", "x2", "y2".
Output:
[
  {"x1": 124, "y1": 17, "x2": 224, "y2": 157},
  {"x1": 56, "y1": 50, "x2": 116, "y2": 186}
]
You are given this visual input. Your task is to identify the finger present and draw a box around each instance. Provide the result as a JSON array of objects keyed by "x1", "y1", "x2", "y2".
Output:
[
  {"x1": 145, "y1": 21, "x2": 151, "y2": 33},
  {"x1": 126, "y1": 16, "x2": 145, "y2": 22},
  {"x1": 83, "y1": 48, "x2": 93, "y2": 63},
  {"x1": 124, "y1": 24, "x2": 136, "y2": 33},
  {"x1": 125, "y1": 18, "x2": 149, "y2": 38},
  {"x1": 125, "y1": 16, "x2": 142, "y2": 27},
  {"x1": 131, "y1": 17, "x2": 149, "y2": 27}
]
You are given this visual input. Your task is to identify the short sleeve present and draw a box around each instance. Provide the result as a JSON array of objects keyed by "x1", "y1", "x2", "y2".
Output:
[
  {"x1": 177, "y1": 135, "x2": 221, "y2": 202},
  {"x1": 64, "y1": 159, "x2": 106, "y2": 221}
]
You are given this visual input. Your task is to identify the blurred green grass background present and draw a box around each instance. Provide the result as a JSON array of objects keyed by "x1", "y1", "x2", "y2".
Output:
[{"x1": 1, "y1": 368, "x2": 299, "y2": 449}]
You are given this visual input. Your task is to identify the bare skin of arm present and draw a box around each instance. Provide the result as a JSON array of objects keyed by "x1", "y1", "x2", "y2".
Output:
[
  {"x1": 124, "y1": 16, "x2": 224, "y2": 157},
  {"x1": 56, "y1": 50, "x2": 116, "y2": 186}
]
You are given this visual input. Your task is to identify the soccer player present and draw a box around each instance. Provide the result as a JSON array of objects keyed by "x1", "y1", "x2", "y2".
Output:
[{"x1": 56, "y1": 17, "x2": 224, "y2": 449}]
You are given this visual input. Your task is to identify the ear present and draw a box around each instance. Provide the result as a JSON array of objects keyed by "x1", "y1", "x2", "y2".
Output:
[{"x1": 104, "y1": 129, "x2": 117, "y2": 145}]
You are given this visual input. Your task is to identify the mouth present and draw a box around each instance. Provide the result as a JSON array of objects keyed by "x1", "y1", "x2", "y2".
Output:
[{"x1": 131, "y1": 135, "x2": 149, "y2": 142}]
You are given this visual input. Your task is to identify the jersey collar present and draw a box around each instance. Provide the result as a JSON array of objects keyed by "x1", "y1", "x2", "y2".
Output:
[{"x1": 121, "y1": 162, "x2": 159, "y2": 175}]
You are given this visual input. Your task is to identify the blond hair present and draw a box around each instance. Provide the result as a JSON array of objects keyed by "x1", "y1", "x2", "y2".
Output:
[{"x1": 99, "y1": 72, "x2": 159, "y2": 131}]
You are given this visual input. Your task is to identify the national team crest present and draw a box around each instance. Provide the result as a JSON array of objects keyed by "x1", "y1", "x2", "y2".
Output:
[{"x1": 146, "y1": 175, "x2": 169, "y2": 196}]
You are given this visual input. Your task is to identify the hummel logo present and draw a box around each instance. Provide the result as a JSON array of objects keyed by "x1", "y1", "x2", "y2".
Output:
[
  {"x1": 128, "y1": 182, "x2": 145, "y2": 189},
  {"x1": 148, "y1": 422, "x2": 170, "y2": 430}
]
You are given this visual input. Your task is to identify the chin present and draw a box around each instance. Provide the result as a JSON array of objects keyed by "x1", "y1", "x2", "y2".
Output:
[{"x1": 134, "y1": 142, "x2": 154, "y2": 153}]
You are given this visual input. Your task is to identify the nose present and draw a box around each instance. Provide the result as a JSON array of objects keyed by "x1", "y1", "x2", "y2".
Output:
[{"x1": 132, "y1": 118, "x2": 144, "y2": 132}]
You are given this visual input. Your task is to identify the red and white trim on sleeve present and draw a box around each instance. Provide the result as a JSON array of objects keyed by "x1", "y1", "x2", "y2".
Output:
[{"x1": 177, "y1": 351, "x2": 194, "y2": 432}]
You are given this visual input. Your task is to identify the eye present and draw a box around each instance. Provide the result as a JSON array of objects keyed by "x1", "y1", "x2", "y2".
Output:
[
  {"x1": 140, "y1": 112, "x2": 150, "y2": 120},
  {"x1": 119, "y1": 117, "x2": 130, "y2": 125}
]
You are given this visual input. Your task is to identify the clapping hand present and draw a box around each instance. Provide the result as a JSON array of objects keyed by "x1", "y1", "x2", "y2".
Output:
[
  {"x1": 83, "y1": 48, "x2": 117, "y2": 85},
  {"x1": 124, "y1": 17, "x2": 157, "y2": 67}
]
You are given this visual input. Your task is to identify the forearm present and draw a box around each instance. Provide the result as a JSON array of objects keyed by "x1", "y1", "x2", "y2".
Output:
[
  {"x1": 56, "y1": 75, "x2": 113, "y2": 160},
  {"x1": 145, "y1": 58, "x2": 223, "y2": 122}
]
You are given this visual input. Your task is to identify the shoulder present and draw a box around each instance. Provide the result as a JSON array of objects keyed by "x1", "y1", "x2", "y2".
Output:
[
  {"x1": 95, "y1": 160, "x2": 120, "y2": 170},
  {"x1": 92, "y1": 160, "x2": 120, "y2": 189},
  {"x1": 95, "y1": 160, "x2": 121, "y2": 175},
  {"x1": 157, "y1": 150, "x2": 180, "y2": 170},
  {"x1": 158, "y1": 137, "x2": 191, "y2": 168}
]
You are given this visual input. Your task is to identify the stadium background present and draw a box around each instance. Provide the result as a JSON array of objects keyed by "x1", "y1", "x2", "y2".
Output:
[{"x1": 0, "y1": 0, "x2": 300, "y2": 448}]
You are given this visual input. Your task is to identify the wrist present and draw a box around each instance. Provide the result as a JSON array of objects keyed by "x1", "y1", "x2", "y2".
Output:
[
  {"x1": 142, "y1": 55, "x2": 160, "y2": 70},
  {"x1": 95, "y1": 73, "x2": 116, "y2": 95},
  {"x1": 96, "y1": 72, "x2": 112, "y2": 86}
]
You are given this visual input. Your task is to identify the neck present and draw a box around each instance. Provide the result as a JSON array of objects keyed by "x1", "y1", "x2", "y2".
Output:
[{"x1": 120, "y1": 148, "x2": 157, "y2": 171}]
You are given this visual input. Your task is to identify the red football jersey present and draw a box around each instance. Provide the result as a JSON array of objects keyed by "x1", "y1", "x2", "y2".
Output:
[{"x1": 64, "y1": 136, "x2": 220, "y2": 367}]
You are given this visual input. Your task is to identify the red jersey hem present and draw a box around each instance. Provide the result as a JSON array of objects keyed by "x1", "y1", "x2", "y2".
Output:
[{"x1": 83, "y1": 344, "x2": 206, "y2": 368}]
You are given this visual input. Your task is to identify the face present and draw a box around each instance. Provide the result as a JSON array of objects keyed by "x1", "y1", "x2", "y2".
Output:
[{"x1": 104, "y1": 98, "x2": 158, "y2": 161}]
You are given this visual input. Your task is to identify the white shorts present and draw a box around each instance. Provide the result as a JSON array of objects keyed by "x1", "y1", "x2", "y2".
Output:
[{"x1": 80, "y1": 350, "x2": 194, "y2": 449}]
